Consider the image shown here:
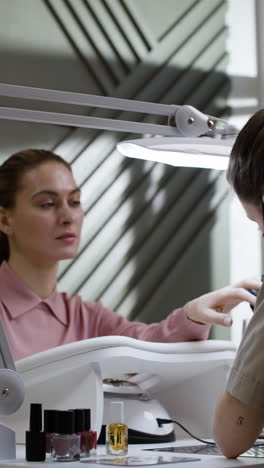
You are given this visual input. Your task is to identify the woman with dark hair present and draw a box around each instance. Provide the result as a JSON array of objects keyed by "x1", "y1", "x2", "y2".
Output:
[
  {"x1": 0, "y1": 149, "x2": 260, "y2": 361},
  {"x1": 214, "y1": 110, "x2": 264, "y2": 458}
]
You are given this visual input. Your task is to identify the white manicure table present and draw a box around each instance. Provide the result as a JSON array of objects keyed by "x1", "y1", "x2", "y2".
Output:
[{"x1": 0, "y1": 337, "x2": 263, "y2": 468}]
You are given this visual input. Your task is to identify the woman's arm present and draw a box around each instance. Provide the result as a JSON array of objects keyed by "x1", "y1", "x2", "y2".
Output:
[
  {"x1": 213, "y1": 390, "x2": 264, "y2": 459},
  {"x1": 90, "y1": 278, "x2": 262, "y2": 343}
]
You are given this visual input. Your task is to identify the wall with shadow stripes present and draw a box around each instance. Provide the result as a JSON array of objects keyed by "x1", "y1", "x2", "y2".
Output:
[{"x1": 0, "y1": 0, "x2": 231, "y2": 337}]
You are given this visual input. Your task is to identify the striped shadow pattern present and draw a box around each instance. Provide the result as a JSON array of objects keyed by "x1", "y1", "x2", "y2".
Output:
[{"x1": 41, "y1": 0, "x2": 231, "y2": 324}]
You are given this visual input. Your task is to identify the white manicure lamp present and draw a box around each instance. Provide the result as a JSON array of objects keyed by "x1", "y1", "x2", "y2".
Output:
[
  {"x1": 0, "y1": 316, "x2": 25, "y2": 459},
  {"x1": 0, "y1": 84, "x2": 238, "y2": 170}
]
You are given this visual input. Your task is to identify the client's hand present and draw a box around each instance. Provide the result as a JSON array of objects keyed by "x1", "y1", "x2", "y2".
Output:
[{"x1": 184, "y1": 278, "x2": 262, "y2": 327}]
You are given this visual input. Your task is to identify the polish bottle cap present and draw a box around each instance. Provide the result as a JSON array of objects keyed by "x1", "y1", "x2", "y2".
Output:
[
  {"x1": 110, "y1": 401, "x2": 125, "y2": 424},
  {"x1": 71, "y1": 409, "x2": 85, "y2": 433},
  {"x1": 44, "y1": 409, "x2": 59, "y2": 433},
  {"x1": 83, "y1": 409, "x2": 91, "y2": 431},
  {"x1": 29, "y1": 403, "x2": 42, "y2": 431},
  {"x1": 57, "y1": 410, "x2": 74, "y2": 434},
  {"x1": 72, "y1": 408, "x2": 91, "y2": 431}
]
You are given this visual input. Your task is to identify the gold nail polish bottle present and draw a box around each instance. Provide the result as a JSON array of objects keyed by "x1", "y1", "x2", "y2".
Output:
[{"x1": 106, "y1": 401, "x2": 128, "y2": 456}]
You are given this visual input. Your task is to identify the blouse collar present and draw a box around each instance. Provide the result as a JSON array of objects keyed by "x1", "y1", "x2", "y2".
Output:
[{"x1": 0, "y1": 261, "x2": 67, "y2": 325}]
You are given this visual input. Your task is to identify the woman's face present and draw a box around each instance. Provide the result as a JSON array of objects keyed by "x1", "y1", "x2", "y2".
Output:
[
  {"x1": 2, "y1": 161, "x2": 84, "y2": 266},
  {"x1": 239, "y1": 198, "x2": 264, "y2": 233}
]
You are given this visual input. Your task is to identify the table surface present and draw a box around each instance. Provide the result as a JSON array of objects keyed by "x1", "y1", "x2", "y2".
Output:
[{"x1": 1, "y1": 440, "x2": 264, "y2": 468}]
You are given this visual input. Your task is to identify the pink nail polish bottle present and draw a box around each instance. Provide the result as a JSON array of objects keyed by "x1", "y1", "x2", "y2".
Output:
[
  {"x1": 44, "y1": 409, "x2": 59, "y2": 455},
  {"x1": 51, "y1": 411, "x2": 80, "y2": 462}
]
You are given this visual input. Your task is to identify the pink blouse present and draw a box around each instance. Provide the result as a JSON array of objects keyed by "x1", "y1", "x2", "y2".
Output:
[{"x1": 0, "y1": 262, "x2": 210, "y2": 360}]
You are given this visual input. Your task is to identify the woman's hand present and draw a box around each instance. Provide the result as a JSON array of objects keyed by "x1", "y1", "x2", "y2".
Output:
[{"x1": 185, "y1": 278, "x2": 262, "y2": 327}]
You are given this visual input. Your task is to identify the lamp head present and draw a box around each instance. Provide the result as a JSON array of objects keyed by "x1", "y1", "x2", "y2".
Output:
[
  {"x1": 117, "y1": 136, "x2": 235, "y2": 171},
  {"x1": 117, "y1": 106, "x2": 238, "y2": 170}
]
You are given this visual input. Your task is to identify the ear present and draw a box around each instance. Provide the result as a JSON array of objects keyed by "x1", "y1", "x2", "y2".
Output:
[{"x1": 0, "y1": 207, "x2": 13, "y2": 236}]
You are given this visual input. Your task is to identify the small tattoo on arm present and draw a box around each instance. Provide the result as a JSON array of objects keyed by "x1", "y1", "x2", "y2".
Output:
[{"x1": 237, "y1": 416, "x2": 245, "y2": 425}]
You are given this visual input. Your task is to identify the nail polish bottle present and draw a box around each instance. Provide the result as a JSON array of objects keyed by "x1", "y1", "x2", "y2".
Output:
[
  {"x1": 51, "y1": 410, "x2": 80, "y2": 462},
  {"x1": 44, "y1": 409, "x2": 59, "y2": 455},
  {"x1": 26, "y1": 403, "x2": 46, "y2": 461},
  {"x1": 83, "y1": 408, "x2": 97, "y2": 456},
  {"x1": 71, "y1": 409, "x2": 87, "y2": 458},
  {"x1": 106, "y1": 401, "x2": 128, "y2": 456}
]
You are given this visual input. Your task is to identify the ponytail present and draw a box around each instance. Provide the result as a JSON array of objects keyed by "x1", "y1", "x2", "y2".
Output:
[{"x1": 0, "y1": 233, "x2": 9, "y2": 264}]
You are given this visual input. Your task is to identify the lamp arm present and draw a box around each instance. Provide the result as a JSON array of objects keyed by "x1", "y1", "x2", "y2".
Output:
[
  {"x1": 0, "y1": 83, "x2": 176, "y2": 116},
  {"x1": 0, "y1": 106, "x2": 180, "y2": 137},
  {"x1": 0, "y1": 83, "x2": 237, "y2": 138}
]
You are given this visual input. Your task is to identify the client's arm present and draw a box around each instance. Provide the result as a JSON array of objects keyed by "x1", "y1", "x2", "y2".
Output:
[{"x1": 213, "y1": 390, "x2": 264, "y2": 459}]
